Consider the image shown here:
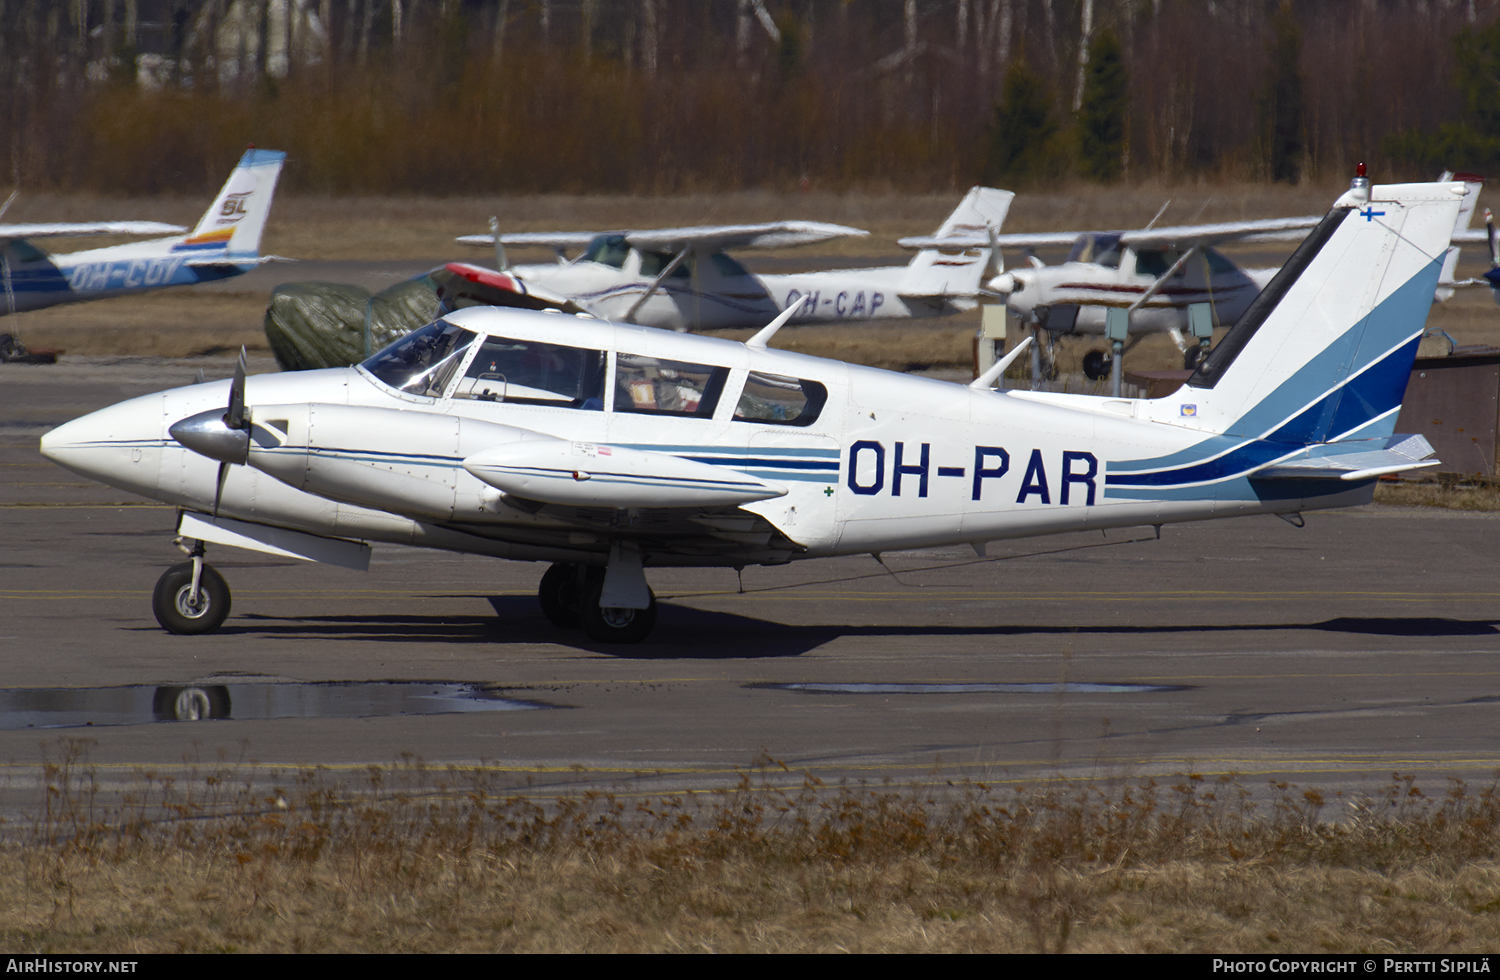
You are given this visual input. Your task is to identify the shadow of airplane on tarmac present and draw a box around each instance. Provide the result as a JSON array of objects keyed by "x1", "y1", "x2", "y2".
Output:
[{"x1": 123, "y1": 591, "x2": 1500, "y2": 661}]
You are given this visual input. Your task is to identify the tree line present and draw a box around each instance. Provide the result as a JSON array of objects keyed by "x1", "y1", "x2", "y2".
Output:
[{"x1": 2, "y1": 0, "x2": 1498, "y2": 197}]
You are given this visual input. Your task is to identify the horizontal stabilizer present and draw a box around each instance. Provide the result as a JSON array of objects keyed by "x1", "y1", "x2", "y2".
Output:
[
  {"x1": 0, "y1": 221, "x2": 185, "y2": 240},
  {"x1": 464, "y1": 439, "x2": 788, "y2": 508},
  {"x1": 1249, "y1": 435, "x2": 1439, "y2": 481},
  {"x1": 185, "y1": 254, "x2": 294, "y2": 268}
]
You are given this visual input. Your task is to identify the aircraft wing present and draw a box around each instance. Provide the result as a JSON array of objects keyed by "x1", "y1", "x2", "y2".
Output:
[
  {"x1": 0, "y1": 221, "x2": 185, "y2": 240},
  {"x1": 462, "y1": 221, "x2": 869, "y2": 253},
  {"x1": 899, "y1": 216, "x2": 1325, "y2": 251}
]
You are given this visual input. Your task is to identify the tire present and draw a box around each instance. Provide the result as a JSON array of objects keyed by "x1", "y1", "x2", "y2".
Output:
[
  {"x1": 0, "y1": 334, "x2": 18, "y2": 362},
  {"x1": 538, "y1": 562, "x2": 583, "y2": 628},
  {"x1": 579, "y1": 576, "x2": 657, "y2": 644},
  {"x1": 152, "y1": 562, "x2": 231, "y2": 635},
  {"x1": 152, "y1": 685, "x2": 232, "y2": 721},
  {"x1": 1183, "y1": 346, "x2": 1206, "y2": 370},
  {"x1": 1082, "y1": 349, "x2": 1109, "y2": 380}
]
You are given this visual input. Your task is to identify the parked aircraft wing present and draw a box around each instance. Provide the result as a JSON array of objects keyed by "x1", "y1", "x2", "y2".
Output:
[
  {"x1": 0, "y1": 221, "x2": 185, "y2": 240},
  {"x1": 462, "y1": 221, "x2": 869, "y2": 254},
  {"x1": 899, "y1": 216, "x2": 1323, "y2": 252}
]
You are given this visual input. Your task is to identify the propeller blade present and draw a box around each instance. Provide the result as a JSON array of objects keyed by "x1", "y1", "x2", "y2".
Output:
[
  {"x1": 212, "y1": 460, "x2": 230, "y2": 518},
  {"x1": 225, "y1": 347, "x2": 247, "y2": 430},
  {"x1": 490, "y1": 216, "x2": 508, "y2": 272},
  {"x1": 1487, "y1": 208, "x2": 1498, "y2": 268}
]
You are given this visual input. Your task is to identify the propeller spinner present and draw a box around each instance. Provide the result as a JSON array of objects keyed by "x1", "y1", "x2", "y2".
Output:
[{"x1": 168, "y1": 347, "x2": 251, "y2": 516}]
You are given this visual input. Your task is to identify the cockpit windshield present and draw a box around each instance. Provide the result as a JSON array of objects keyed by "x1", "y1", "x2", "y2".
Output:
[
  {"x1": 1065, "y1": 232, "x2": 1123, "y2": 266},
  {"x1": 582, "y1": 234, "x2": 629, "y2": 269},
  {"x1": 361, "y1": 319, "x2": 477, "y2": 397}
]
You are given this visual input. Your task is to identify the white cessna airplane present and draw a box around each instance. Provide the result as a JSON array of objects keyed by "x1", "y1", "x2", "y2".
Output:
[
  {"x1": 0, "y1": 147, "x2": 286, "y2": 320},
  {"x1": 457, "y1": 186, "x2": 1014, "y2": 330},
  {"x1": 41, "y1": 172, "x2": 1457, "y2": 644},
  {"x1": 901, "y1": 172, "x2": 1482, "y2": 380}
]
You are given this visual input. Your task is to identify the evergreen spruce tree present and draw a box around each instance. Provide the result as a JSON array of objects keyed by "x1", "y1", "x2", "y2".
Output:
[
  {"x1": 1264, "y1": 4, "x2": 1304, "y2": 184},
  {"x1": 983, "y1": 60, "x2": 1060, "y2": 186},
  {"x1": 1077, "y1": 27, "x2": 1128, "y2": 183}
]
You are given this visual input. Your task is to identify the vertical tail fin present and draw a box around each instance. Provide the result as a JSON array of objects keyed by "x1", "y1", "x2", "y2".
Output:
[
  {"x1": 176, "y1": 148, "x2": 286, "y2": 262},
  {"x1": 1436, "y1": 171, "x2": 1482, "y2": 300},
  {"x1": 900, "y1": 186, "x2": 1014, "y2": 299},
  {"x1": 1166, "y1": 179, "x2": 1465, "y2": 445}
]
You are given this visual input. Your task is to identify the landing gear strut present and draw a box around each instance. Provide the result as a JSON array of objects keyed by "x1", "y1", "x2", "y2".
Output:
[
  {"x1": 153, "y1": 541, "x2": 231, "y2": 634},
  {"x1": 536, "y1": 560, "x2": 657, "y2": 644}
]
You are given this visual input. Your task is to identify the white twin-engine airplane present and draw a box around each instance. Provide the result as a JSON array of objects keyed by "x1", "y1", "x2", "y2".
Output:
[
  {"x1": 902, "y1": 172, "x2": 1483, "y2": 379},
  {"x1": 456, "y1": 186, "x2": 1015, "y2": 330},
  {"x1": 0, "y1": 147, "x2": 285, "y2": 317},
  {"x1": 41, "y1": 173, "x2": 1458, "y2": 644}
]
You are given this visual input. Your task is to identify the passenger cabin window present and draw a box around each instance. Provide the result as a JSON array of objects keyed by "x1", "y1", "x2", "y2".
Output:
[
  {"x1": 582, "y1": 234, "x2": 629, "y2": 269},
  {"x1": 2, "y1": 240, "x2": 48, "y2": 264},
  {"x1": 1204, "y1": 247, "x2": 1238, "y2": 275},
  {"x1": 453, "y1": 336, "x2": 607, "y2": 408},
  {"x1": 733, "y1": 372, "x2": 828, "y2": 427},
  {"x1": 710, "y1": 253, "x2": 749, "y2": 277},
  {"x1": 638, "y1": 250, "x2": 692, "y2": 279},
  {"x1": 1134, "y1": 248, "x2": 1181, "y2": 279},
  {"x1": 614, "y1": 353, "x2": 729, "y2": 418},
  {"x1": 362, "y1": 320, "x2": 477, "y2": 398}
]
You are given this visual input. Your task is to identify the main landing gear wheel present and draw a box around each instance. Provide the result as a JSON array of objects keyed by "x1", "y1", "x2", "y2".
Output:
[
  {"x1": 1082, "y1": 349, "x2": 1111, "y2": 381},
  {"x1": 580, "y1": 574, "x2": 657, "y2": 644},
  {"x1": 152, "y1": 562, "x2": 231, "y2": 635},
  {"x1": 538, "y1": 562, "x2": 583, "y2": 628}
]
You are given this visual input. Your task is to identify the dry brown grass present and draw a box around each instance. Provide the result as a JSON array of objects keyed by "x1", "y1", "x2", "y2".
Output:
[{"x1": 5, "y1": 743, "x2": 1500, "y2": 953}]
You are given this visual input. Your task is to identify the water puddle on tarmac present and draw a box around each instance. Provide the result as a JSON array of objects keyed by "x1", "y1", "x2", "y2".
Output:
[
  {"x1": 751, "y1": 682, "x2": 1188, "y2": 695},
  {"x1": 0, "y1": 680, "x2": 558, "y2": 729}
]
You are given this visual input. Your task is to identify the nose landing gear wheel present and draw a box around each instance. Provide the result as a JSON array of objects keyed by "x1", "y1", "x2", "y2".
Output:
[
  {"x1": 580, "y1": 575, "x2": 657, "y2": 644},
  {"x1": 152, "y1": 562, "x2": 231, "y2": 635},
  {"x1": 1082, "y1": 349, "x2": 1111, "y2": 381},
  {"x1": 538, "y1": 562, "x2": 583, "y2": 628}
]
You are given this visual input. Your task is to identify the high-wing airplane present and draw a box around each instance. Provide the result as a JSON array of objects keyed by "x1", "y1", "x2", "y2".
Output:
[
  {"x1": 456, "y1": 186, "x2": 1015, "y2": 331},
  {"x1": 41, "y1": 173, "x2": 1458, "y2": 644},
  {"x1": 902, "y1": 174, "x2": 1482, "y2": 381},
  {"x1": 0, "y1": 147, "x2": 286, "y2": 319}
]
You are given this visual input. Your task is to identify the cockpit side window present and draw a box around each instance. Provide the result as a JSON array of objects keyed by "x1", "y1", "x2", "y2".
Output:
[
  {"x1": 583, "y1": 234, "x2": 629, "y2": 269},
  {"x1": 732, "y1": 372, "x2": 828, "y2": 427},
  {"x1": 614, "y1": 353, "x2": 729, "y2": 418},
  {"x1": 361, "y1": 320, "x2": 477, "y2": 398},
  {"x1": 638, "y1": 250, "x2": 692, "y2": 279},
  {"x1": 453, "y1": 336, "x2": 606, "y2": 408}
]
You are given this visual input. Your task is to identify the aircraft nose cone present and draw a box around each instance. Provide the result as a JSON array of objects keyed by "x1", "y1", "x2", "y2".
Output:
[{"x1": 169, "y1": 409, "x2": 249, "y2": 466}]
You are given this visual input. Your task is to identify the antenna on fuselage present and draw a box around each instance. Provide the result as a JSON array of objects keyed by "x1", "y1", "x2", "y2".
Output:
[{"x1": 745, "y1": 293, "x2": 810, "y2": 348}]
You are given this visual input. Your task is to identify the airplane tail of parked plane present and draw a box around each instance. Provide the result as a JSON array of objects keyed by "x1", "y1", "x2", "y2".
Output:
[
  {"x1": 1436, "y1": 172, "x2": 1482, "y2": 300},
  {"x1": 899, "y1": 186, "x2": 1014, "y2": 300},
  {"x1": 173, "y1": 147, "x2": 286, "y2": 265},
  {"x1": 1157, "y1": 177, "x2": 1461, "y2": 461}
]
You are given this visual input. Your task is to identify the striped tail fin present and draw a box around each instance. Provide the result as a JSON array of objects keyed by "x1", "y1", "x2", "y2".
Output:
[
  {"x1": 1166, "y1": 178, "x2": 1464, "y2": 445},
  {"x1": 175, "y1": 148, "x2": 286, "y2": 264}
]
